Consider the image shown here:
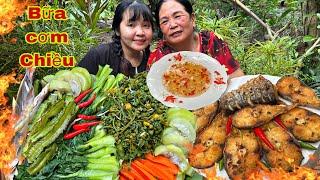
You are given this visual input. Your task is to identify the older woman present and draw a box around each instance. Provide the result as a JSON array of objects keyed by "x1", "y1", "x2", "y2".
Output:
[{"x1": 147, "y1": 0, "x2": 244, "y2": 79}]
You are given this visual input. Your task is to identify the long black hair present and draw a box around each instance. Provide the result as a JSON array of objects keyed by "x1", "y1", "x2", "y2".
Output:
[
  {"x1": 111, "y1": 0, "x2": 154, "y2": 76},
  {"x1": 155, "y1": 0, "x2": 193, "y2": 26}
]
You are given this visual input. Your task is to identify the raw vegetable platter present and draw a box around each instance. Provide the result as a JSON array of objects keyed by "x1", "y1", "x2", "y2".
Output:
[{"x1": 11, "y1": 66, "x2": 199, "y2": 180}]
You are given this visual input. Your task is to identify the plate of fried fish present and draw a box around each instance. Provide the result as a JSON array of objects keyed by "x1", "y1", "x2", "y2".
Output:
[{"x1": 191, "y1": 75, "x2": 320, "y2": 179}]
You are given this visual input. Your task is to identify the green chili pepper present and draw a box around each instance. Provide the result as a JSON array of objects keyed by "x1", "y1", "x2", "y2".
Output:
[
  {"x1": 299, "y1": 141, "x2": 317, "y2": 150},
  {"x1": 219, "y1": 158, "x2": 224, "y2": 171}
]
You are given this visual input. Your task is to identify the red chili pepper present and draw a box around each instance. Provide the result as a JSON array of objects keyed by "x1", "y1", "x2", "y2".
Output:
[
  {"x1": 173, "y1": 53, "x2": 182, "y2": 61},
  {"x1": 73, "y1": 121, "x2": 101, "y2": 131},
  {"x1": 274, "y1": 116, "x2": 287, "y2": 129},
  {"x1": 226, "y1": 115, "x2": 233, "y2": 135},
  {"x1": 64, "y1": 128, "x2": 90, "y2": 140},
  {"x1": 74, "y1": 88, "x2": 92, "y2": 104},
  {"x1": 77, "y1": 114, "x2": 97, "y2": 120},
  {"x1": 214, "y1": 77, "x2": 225, "y2": 85},
  {"x1": 214, "y1": 80, "x2": 226, "y2": 85},
  {"x1": 78, "y1": 94, "x2": 96, "y2": 108},
  {"x1": 164, "y1": 95, "x2": 176, "y2": 103},
  {"x1": 253, "y1": 127, "x2": 275, "y2": 150}
]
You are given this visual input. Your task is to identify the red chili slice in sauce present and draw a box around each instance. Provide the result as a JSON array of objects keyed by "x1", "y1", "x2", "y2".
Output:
[
  {"x1": 173, "y1": 53, "x2": 182, "y2": 61},
  {"x1": 164, "y1": 95, "x2": 177, "y2": 103}
]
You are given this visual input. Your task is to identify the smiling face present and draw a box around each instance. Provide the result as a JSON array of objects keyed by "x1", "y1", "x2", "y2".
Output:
[
  {"x1": 118, "y1": 9, "x2": 153, "y2": 53},
  {"x1": 158, "y1": 0, "x2": 195, "y2": 46}
]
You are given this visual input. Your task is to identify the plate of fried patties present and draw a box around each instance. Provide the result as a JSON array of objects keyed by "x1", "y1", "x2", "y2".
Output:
[{"x1": 189, "y1": 75, "x2": 320, "y2": 179}]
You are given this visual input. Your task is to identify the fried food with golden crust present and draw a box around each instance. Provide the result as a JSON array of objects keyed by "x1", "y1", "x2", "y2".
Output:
[
  {"x1": 276, "y1": 76, "x2": 320, "y2": 109},
  {"x1": 232, "y1": 104, "x2": 292, "y2": 129},
  {"x1": 193, "y1": 102, "x2": 219, "y2": 134},
  {"x1": 224, "y1": 130, "x2": 261, "y2": 179},
  {"x1": 188, "y1": 112, "x2": 227, "y2": 168},
  {"x1": 280, "y1": 107, "x2": 320, "y2": 142},
  {"x1": 262, "y1": 123, "x2": 303, "y2": 171},
  {"x1": 220, "y1": 75, "x2": 278, "y2": 112},
  {"x1": 188, "y1": 144, "x2": 222, "y2": 169}
]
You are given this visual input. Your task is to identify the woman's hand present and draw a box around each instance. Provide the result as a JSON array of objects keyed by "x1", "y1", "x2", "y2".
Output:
[{"x1": 228, "y1": 68, "x2": 245, "y2": 79}]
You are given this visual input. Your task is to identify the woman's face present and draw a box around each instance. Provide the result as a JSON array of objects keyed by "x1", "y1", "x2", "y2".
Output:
[
  {"x1": 119, "y1": 10, "x2": 153, "y2": 53},
  {"x1": 158, "y1": 0, "x2": 195, "y2": 46}
]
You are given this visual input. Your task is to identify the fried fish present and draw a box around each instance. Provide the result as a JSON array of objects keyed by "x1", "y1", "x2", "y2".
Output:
[
  {"x1": 193, "y1": 102, "x2": 219, "y2": 134},
  {"x1": 276, "y1": 76, "x2": 320, "y2": 109},
  {"x1": 262, "y1": 123, "x2": 303, "y2": 171},
  {"x1": 232, "y1": 104, "x2": 293, "y2": 129},
  {"x1": 188, "y1": 112, "x2": 227, "y2": 168},
  {"x1": 280, "y1": 107, "x2": 320, "y2": 142},
  {"x1": 224, "y1": 130, "x2": 261, "y2": 179},
  {"x1": 220, "y1": 75, "x2": 278, "y2": 112}
]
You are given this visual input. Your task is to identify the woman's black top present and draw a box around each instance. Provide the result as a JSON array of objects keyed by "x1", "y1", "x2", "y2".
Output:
[{"x1": 78, "y1": 42, "x2": 148, "y2": 76}]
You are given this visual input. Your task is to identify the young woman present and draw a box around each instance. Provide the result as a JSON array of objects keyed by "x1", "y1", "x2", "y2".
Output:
[
  {"x1": 147, "y1": 0, "x2": 244, "y2": 79},
  {"x1": 78, "y1": 0, "x2": 154, "y2": 77}
]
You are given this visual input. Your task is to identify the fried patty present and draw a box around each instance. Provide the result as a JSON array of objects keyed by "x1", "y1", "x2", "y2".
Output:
[
  {"x1": 189, "y1": 112, "x2": 227, "y2": 169},
  {"x1": 193, "y1": 102, "x2": 219, "y2": 133},
  {"x1": 276, "y1": 76, "x2": 320, "y2": 109},
  {"x1": 262, "y1": 123, "x2": 303, "y2": 171},
  {"x1": 232, "y1": 104, "x2": 291, "y2": 129},
  {"x1": 280, "y1": 107, "x2": 320, "y2": 142},
  {"x1": 224, "y1": 130, "x2": 261, "y2": 179}
]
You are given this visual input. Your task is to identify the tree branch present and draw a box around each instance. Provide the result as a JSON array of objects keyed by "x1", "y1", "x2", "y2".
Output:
[
  {"x1": 230, "y1": 0, "x2": 275, "y2": 38},
  {"x1": 304, "y1": 37, "x2": 320, "y2": 57},
  {"x1": 294, "y1": 37, "x2": 320, "y2": 75},
  {"x1": 273, "y1": 22, "x2": 291, "y2": 39}
]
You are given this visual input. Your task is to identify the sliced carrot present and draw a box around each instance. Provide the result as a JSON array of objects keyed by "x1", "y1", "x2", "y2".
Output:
[
  {"x1": 129, "y1": 167, "x2": 145, "y2": 180},
  {"x1": 119, "y1": 175, "x2": 127, "y2": 180},
  {"x1": 145, "y1": 159, "x2": 179, "y2": 175},
  {"x1": 145, "y1": 153, "x2": 179, "y2": 174},
  {"x1": 139, "y1": 159, "x2": 176, "y2": 180},
  {"x1": 134, "y1": 160, "x2": 169, "y2": 180},
  {"x1": 131, "y1": 160, "x2": 157, "y2": 180},
  {"x1": 120, "y1": 168, "x2": 135, "y2": 180}
]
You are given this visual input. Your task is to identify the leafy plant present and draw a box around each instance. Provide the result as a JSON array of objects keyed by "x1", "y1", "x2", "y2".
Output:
[
  {"x1": 69, "y1": 0, "x2": 109, "y2": 32},
  {"x1": 240, "y1": 37, "x2": 301, "y2": 76}
]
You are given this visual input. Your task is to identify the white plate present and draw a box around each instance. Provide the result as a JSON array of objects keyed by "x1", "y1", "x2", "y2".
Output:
[
  {"x1": 210, "y1": 74, "x2": 320, "y2": 179},
  {"x1": 147, "y1": 51, "x2": 228, "y2": 110}
]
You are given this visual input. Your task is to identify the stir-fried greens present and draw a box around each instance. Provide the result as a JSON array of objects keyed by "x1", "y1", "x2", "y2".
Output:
[{"x1": 101, "y1": 72, "x2": 168, "y2": 162}]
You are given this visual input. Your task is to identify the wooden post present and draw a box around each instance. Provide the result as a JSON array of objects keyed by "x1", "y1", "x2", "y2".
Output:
[{"x1": 303, "y1": 0, "x2": 320, "y2": 38}]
